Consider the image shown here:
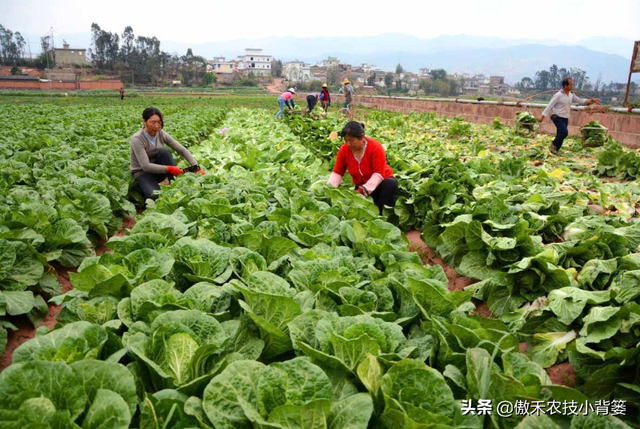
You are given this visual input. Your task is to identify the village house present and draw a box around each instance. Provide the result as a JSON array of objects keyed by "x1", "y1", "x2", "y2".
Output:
[
  {"x1": 236, "y1": 48, "x2": 272, "y2": 77},
  {"x1": 208, "y1": 57, "x2": 239, "y2": 83},
  {"x1": 283, "y1": 61, "x2": 312, "y2": 82},
  {"x1": 54, "y1": 41, "x2": 91, "y2": 67},
  {"x1": 318, "y1": 56, "x2": 339, "y2": 68}
]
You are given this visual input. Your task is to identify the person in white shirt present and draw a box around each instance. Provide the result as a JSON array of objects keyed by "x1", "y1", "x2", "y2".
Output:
[{"x1": 539, "y1": 77, "x2": 600, "y2": 154}]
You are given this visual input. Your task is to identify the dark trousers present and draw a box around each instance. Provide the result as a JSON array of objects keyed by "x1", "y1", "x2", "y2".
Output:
[
  {"x1": 358, "y1": 177, "x2": 399, "y2": 214},
  {"x1": 551, "y1": 116, "x2": 569, "y2": 150},
  {"x1": 307, "y1": 95, "x2": 317, "y2": 111},
  {"x1": 134, "y1": 148, "x2": 177, "y2": 201}
]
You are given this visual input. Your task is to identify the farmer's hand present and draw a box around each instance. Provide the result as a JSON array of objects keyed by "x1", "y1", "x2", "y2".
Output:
[
  {"x1": 196, "y1": 167, "x2": 205, "y2": 176},
  {"x1": 592, "y1": 98, "x2": 601, "y2": 105},
  {"x1": 538, "y1": 116, "x2": 545, "y2": 123},
  {"x1": 165, "y1": 166, "x2": 184, "y2": 176}
]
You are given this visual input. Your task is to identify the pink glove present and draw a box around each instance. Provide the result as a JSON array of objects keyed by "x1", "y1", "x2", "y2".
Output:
[{"x1": 165, "y1": 166, "x2": 184, "y2": 176}]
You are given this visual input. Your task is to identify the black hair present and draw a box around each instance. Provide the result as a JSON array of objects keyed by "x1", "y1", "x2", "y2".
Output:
[
  {"x1": 142, "y1": 107, "x2": 164, "y2": 127},
  {"x1": 340, "y1": 121, "x2": 366, "y2": 139},
  {"x1": 562, "y1": 77, "x2": 572, "y2": 87}
]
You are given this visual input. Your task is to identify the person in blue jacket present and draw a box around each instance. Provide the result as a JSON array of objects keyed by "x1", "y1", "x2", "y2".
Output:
[{"x1": 319, "y1": 83, "x2": 331, "y2": 112}]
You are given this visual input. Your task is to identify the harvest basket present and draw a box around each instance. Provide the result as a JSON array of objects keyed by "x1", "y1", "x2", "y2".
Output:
[
  {"x1": 515, "y1": 120, "x2": 539, "y2": 138},
  {"x1": 581, "y1": 125, "x2": 608, "y2": 147}
]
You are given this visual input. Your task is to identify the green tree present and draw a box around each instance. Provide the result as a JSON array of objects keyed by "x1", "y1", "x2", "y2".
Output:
[
  {"x1": 433, "y1": 79, "x2": 450, "y2": 97},
  {"x1": 10, "y1": 65, "x2": 20, "y2": 75},
  {"x1": 519, "y1": 77, "x2": 534, "y2": 89},
  {"x1": 327, "y1": 68, "x2": 339, "y2": 85},
  {"x1": 549, "y1": 64, "x2": 559, "y2": 88},
  {"x1": 429, "y1": 68, "x2": 447, "y2": 81},
  {"x1": 38, "y1": 35, "x2": 53, "y2": 69},
  {"x1": 449, "y1": 79, "x2": 459, "y2": 96},
  {"x1": 384, "y1": 73, "x2": 393, "y2": 89},
  {"x1": 569, "y1": 67, "x2": 588, "y2": 90},
  {"x1": 90, "y1": 23, "x2": 120, "y2": 69},
  {"x1": 395, "y1": 63, "x2": 404, "y2": 75},
  {"x1": 271, "y1": 59, "x2": 283, "y2": 77},
  {"x1": 120, "y1": 26, "x2": 136, "y2": 67},
  {"x1": 535, "y1": 70, "x2": 551, "y2": 90},
  {"x1": 419, "y1": 78, "x2": 432, "y2": 94},
  {"x1": 0, "y1": 24, "x2": 21, "y2": 65},
  {"x1": 204, "y1": 72, "x2": 216, "y2": 85},
  {"x1": 367, "y1": 72, "x2": 377, "y2": 86}
]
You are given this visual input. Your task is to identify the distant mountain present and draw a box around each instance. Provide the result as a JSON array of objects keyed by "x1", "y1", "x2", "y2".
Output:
[
  {"x1": 310, "y1": 44, "x2": 634, "y2": 84},
  {"x1": 20, "y1": 32, "x2": 638, "y2": 84},
  {"x1": 576, "y1": 36, "x2": 637, "y2": 59}
]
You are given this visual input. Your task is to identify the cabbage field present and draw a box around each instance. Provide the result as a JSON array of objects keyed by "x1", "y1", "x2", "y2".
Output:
[{"x1": 1, "y1": 95, "x2": 640, "y2": 429}]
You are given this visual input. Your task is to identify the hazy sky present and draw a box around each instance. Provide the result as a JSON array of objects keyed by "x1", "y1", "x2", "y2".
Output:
[{"x1": 2, "y1": 0, "x2": 639, "y2": 43}]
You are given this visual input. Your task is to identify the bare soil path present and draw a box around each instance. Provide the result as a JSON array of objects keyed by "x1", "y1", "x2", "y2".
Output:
[
  {"x1": 404, "y1": 229, "x2": 576, "y2": 387},
  {"x1": 265, "y1": 78, "x2": 286, "y2": 95}
]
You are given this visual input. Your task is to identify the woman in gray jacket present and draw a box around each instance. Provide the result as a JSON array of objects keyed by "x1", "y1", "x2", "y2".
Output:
[{"x1": 130, "y1": 107, "x2": 203, "y2": 201}]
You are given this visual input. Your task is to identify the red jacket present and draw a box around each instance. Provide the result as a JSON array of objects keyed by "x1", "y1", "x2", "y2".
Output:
[{"x1": 332, "y1": 137, "x2": 393, "y2": 192}]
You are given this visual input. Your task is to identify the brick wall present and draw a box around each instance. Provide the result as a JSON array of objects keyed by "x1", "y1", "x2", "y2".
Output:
[
  {"x1": 78, "y1": 81, "x2": 122, "y2": 90},
  {"x1": 334, "y1": 95, "x2": 640, "y2": 149},
  {"x1": 0, "y1": 81, "x2": 76, "y2": 90},
  {"x1": 0, "y1": 80, "x2": 123, "y2": 91}
]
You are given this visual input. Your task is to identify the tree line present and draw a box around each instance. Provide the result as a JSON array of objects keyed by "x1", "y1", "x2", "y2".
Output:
[
  {"x1": 365, "y1": 64, "x2": 459, "y2": 96},
  {"x1": 0, "y1": 22, "x2": 228, "y2": 86},
  {"x1": 89, "y1": 23, "x2": 211, "y2": 86},
  {"x1": 0, "y1": 24, "x2": 29, "y2": 66},
  {"x1": 517, "y1": 64, "x2": 634, "y2": 95}
]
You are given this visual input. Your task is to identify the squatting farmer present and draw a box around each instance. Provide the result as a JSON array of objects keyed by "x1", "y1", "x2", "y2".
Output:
[
  {"x1": 539, "y1": 77, "x2": 600, "y2": 154},
  {"x1": 130, "y1": 107, "x2": 204, "y2": 201},
  {"x1": 327, "y1": 121, "x2": 398, "y2": 215},
  {"x1": 275, "y1": 88, "x2": 296, "y2": 118},
  {"x1": 320, "y1": 83, "x2": 331, "y2": 111}
]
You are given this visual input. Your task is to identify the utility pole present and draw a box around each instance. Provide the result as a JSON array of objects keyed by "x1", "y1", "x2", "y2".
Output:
[
  {"x1": 44, "y1": 33, "x2": 51, "y2": 96},
  {"x1": 50, "y1": 27, "x2": 55, "y2": 68}
]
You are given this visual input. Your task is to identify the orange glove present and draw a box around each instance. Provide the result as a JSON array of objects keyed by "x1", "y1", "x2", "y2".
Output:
[
  {"x1": 165, "y1": 166, "x2": 184, "y2": 176},
  {"x1": 196, "y1": 167, "x2": 205, "y2": 176}
]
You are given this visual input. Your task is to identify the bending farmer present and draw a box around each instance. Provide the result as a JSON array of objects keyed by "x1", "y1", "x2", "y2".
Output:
[
  {"x1": 539, "y1": 77, "x2": 600, "y2": 154},
  {"x1": 306, "y1": 92, "x2": 319, "y2": 112},
  {"x1": 327, "y1": 121, "x2": 398, "y2": 215},
  {"x1": 276, "y1": 88, "x2": 296, "y2": 118},
  {"x1": 130, "y1": 107, "x2": 204, "y2": 201}
]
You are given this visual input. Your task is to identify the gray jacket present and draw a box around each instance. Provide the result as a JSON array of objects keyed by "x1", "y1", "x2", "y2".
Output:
[
  {"x1": 345, "y1": 84, "x2": 355, "y2": 101},
  {"x1": 130, "y1": 129, "x2": 197, "y2": 178}
]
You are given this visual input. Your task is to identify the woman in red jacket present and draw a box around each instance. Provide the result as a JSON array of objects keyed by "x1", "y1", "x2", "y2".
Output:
[{"x1": 327, "y1": 121, "x2": 398, "y2": 214}]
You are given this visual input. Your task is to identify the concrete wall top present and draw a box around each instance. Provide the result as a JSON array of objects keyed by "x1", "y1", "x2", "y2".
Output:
[{"x1": 332, "y1": 95, "x2": 640, "y2": 149}]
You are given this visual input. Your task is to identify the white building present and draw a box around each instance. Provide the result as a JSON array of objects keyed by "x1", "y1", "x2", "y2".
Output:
[
  {"x1": 360, "y1": 63, "x2": 379, "y2": 73},
  {"x1": 318, "y1": 56, "x2": 339, "y2": 68},
  {"x1": 283, "y1": 61, "x2": 312, "y2": 82},
  {"x1": 236, "y1": 48, "x2": 272, "y2": 77}
]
